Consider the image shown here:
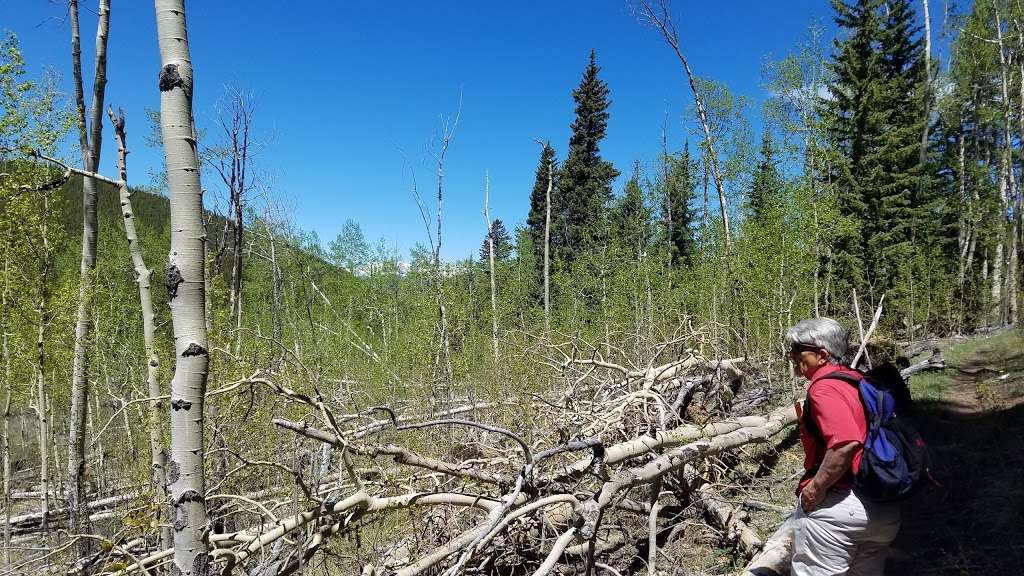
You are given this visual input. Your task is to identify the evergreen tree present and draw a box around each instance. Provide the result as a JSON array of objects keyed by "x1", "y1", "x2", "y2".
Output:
[
  {"x1": 526, "y1": 142, "x2": 556, "y2": 271},
  {"x1": 552, "y1": 50, "x2": 619, "y2": 260},
  {"x1": 749, "y1": 131, "x2": 782, "y2": 220},
  {"x1": 658, "y1": 143, "x2": 697, "y2": 267},
  {"x1": 611, "y1": 162, "x2": 652, "y2": 259},
  {"x1": 479, "y1": 218, "x2": 512, "y2": 262},
  {"x1": 822, "y1": 0, "x2": 925, "y2": 310}
]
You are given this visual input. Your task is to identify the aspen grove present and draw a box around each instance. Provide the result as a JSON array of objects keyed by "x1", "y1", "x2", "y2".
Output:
[{"x1": 0, "y1": 0, "x2": 1020, "y2": 575}]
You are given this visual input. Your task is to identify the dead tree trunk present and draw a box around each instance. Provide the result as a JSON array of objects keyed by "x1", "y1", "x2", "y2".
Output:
[
  {"x1": 639, "y1": 0, "x2": 731, "y2": 249},
  {"x1": 210, "y1": 90, "x2": 254, "y2": 354},
  {"x1": 483, "y1": 173, "x2": 500, "y2": 362},
  {"x1": 154, "y1": 0, "x2": 212, "y2": 573},
  {"x1": 108, "y1": 106, "x2": 171, "y2": 549},
  {"x1": 66, "y1": 0, "x2": 111, "y2": 553},
  {"x1": 544, "y1": 146, "x2": 553, "y2": 335},
  {"x1": 430, "y1": 108, "x2": 460, "y2": 394}
]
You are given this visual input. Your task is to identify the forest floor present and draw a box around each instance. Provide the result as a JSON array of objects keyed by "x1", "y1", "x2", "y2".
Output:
[{"x1": 886, "y1": 328, "x2": 1024, "y2": 575}]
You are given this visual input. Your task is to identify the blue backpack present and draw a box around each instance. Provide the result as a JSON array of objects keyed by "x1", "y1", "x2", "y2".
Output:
[{"x1": 804, "y1": 364, "x2": 930, "y2": 502}]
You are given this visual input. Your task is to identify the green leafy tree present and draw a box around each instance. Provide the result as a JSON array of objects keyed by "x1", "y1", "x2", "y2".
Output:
[
  {"x1": 329, "y1": 219, "x2": 371, "y2": 273},
  {"x1": 552, "y1": 50, "x2": 619, "y2": 259}
]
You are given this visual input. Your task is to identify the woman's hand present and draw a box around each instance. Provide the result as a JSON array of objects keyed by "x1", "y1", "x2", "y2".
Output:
[{"x1": 801, "y1": 481, "x2": 825, "y2": 512}]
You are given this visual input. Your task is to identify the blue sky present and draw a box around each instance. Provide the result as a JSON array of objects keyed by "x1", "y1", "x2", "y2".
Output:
[{"x1": 3, "y1": 1, "x2": 933, "y2": 260}]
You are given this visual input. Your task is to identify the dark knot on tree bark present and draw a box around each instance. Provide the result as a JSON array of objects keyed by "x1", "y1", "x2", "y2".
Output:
[
  {"x1": 165, "y1": 263, "x2": 184, "y2": 299},
  {"x1": 158, "y1": 64, "x2": 183, "y2": 92},
  {"x1": 182, "y1": 343, "x2": 207, "y2": 357}
]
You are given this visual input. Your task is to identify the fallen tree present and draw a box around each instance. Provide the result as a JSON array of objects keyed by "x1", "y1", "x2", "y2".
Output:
[{"x1": 6, "y1": 331, "x2": 946, "y2": 576}]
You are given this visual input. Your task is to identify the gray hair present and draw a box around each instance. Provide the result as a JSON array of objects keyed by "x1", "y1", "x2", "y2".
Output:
[{"x1": 785, "y1": 317, "x2": 848, "y2": 363}]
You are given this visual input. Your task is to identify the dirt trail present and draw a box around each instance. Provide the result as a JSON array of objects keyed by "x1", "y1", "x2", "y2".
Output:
[{"x1": 887, "y1": 335, "x2": 1024, "y2": 575}]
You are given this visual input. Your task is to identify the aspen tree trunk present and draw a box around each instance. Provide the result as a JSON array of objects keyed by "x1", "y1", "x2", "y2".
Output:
[
  {"x1": 957, "y1": 133, "x2": 971, "y2": 289},
  {"x1": 88, "y1": 374, "x2": 104, "y2": 492},
  {"x1": 35, "y1": 189, "x2": 52, "y2": 543},
  {"x1": 639, "y1": 1, "x2": 731, "y2": 249},
  {"x1": 921, "y1": 0, "x2": 932, "y2": 165},
  {"x1": 432, "y1": 116, "x2": 458, "y2": 393},
  {"x1": 154, "y1": 1, "x2": 212, "y2": 573},
  {"x1": 543, "y1": 149, "x2": 553, "y2": 335},
  {"x1": 1011, "y1": 20, "x2": 1024, "y2": 325},
  {"x1": 35, "y1": 324, "x2": 49, "y2": 541},
  {"x1": 483, "y1": 173, "x2": 499, "y2": 362},
  {"x1": 267, "y1": 226, "x2": 283, "y2": 341},
  {"x1": 108, "y1": 107, "x2": 172, "y2": 549},
  {"x1": 1, "y1": 261, "x2": 10, "y2": 565},
  {"x1": 67, "y1": 0, "x2": 111, "y2": 552},
  {"x1": 992, "y1": 4, "x2": 1012, "y2": 326}
]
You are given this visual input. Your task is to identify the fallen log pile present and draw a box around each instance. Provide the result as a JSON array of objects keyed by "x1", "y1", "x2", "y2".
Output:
[{"x1": 4, "y1": 335, "x2": 947, "y2": 576}]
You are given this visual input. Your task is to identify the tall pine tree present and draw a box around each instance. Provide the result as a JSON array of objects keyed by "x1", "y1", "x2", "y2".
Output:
[
  {"x1": 749, "y1": 131, "x2": 782, "y2": 220},
  {"x1": 659, "y1": 143, "x2": 697, "y2": 267},
  {"x1": 526, "y1": 142, "x2": 556, "y2": 275},
  {"x1": 612, "y1": 161, "x2": 652, "y2": 260},
  {"x1": 822, "y1": 0, "x2": 925, "y2": 312},
  {"x1": 552, "y1": 50, "x2": 619, "y2": 261},
  {"x1": 480, "y1": 219, "x2": 513, "y2": 261}
]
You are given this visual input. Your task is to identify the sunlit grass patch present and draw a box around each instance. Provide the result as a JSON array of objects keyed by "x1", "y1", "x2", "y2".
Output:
[
  {"x1": 908, "y1": 370, "x2": 950, "y2": 403},
  {"x1": 945, "y1": 329, "x2": 1024, "y2": 366}
]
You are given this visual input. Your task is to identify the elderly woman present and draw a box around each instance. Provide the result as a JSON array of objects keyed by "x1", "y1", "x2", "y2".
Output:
[{"x1": 785, "y1": 318, "x2": 901, "y2": 575}]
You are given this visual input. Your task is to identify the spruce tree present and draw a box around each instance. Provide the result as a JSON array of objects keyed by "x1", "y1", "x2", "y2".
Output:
[
  {"x1": 552, "y1": 50, "x2": 619, "y2": 260},
  {"x1": 749, "y1": 131, "x2": 782, "y2": 220},
  {"x1": 822, "y1": 0, "x2": 925, "y2": 310},
  {"x1": 526, "y1": 142, "x2": 556, "y2": 271},
  {"x1": 659, "y1": 143, "x2": 697, "y2": 267},
  {"x1": 479, "y1": 218, "x2": 512, "y2": 262},
  {"x1": 612, "y1": 161, "x2": 652, "y2": 259}
]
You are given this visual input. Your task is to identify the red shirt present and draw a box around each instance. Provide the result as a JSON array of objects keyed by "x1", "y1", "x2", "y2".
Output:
[{"x1": 797, "y1": 364, "x2": 866, "y2": 493}]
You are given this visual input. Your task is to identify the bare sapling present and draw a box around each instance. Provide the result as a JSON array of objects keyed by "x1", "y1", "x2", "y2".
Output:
[{"x1": 66, "y1": 0, "x2": 112, "y2": 553}]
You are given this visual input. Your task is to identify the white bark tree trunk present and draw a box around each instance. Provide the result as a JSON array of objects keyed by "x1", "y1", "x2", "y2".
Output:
[
  {"x1": 992, "y1": 4, "x2": 1012, "y2": 326},
  {"x1": 154, "y1": 1, "x2": 212, "y2": 573},
  {"x1": 1, "y1": 261, "x2": 10, "y2": 565},
  {"x1": 108, "y1": 106, "x2": 172, "y2": 549},
  {"x1": 34, "y1": 190, "x2": 53, "y2": 544},
  {"x1": 483, "y1": 173, "x2": 500, "y2": 362},
  {"x1": 66, "y1": 0, "x2": 111, "y2": 553},
  {"x1": 1011, "y1": 18, "x2": 1024, "y2": 325},
  {"x1": 543, "y1": 148, "x2": 553, "y2": 335},
  {"x1": 639, "y1": 0, "x2": 731, "y2": 249}
]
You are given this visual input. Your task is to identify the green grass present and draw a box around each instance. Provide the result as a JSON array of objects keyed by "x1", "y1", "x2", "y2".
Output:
[
  {"x1": 945, "y1": 329, "x2": 1024, "y2": 366},
  {"x1": 908, "y1": 370, "x2": 950, "y2": 403},
  {"x1": 907, "y1": 329, "x2": 1024, "y2": 404}
]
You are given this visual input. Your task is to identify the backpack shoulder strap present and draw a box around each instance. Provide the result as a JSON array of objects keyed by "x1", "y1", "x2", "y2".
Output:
[
  {"x1": 827, "y1": 372, "x2": 862, "y2": 388},
  {"x1": 811, "y1": 368, "x2": 860, "y2": 387}
]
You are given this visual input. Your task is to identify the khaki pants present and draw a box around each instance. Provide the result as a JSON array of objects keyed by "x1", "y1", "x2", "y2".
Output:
[{"x1": 791, "y1": 489, "x2": 901, "y2": 576}]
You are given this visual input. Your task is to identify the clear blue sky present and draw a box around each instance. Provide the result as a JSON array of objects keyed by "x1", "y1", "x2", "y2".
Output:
[{"x1": 3, "y1": 1, "x2": 939, "y2": 261}]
